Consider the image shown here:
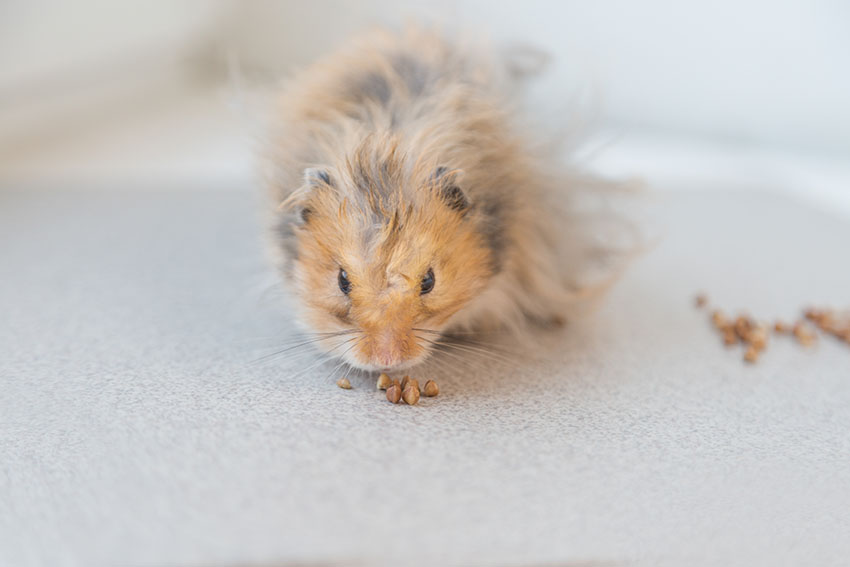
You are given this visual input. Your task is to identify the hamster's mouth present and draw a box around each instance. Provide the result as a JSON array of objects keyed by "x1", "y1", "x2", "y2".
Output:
[
  {"x1": 344, "y1": 351, "x2": 429, "y2": 373},
  {"x1": 340, "y1": 334, "x2": 434, "y2": 373}
]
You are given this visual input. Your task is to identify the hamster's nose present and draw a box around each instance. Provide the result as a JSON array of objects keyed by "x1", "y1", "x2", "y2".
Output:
[{"x1": 372, "y1": 329, "x2": 405, "y2": 367}]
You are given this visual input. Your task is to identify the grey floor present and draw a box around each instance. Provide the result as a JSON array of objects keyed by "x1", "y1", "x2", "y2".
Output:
[{"x1": 2, "y1": 185, "x2": 849, "y2": 566}]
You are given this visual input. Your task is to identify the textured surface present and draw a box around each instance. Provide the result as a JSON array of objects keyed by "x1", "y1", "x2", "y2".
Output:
[{"x1": 1, "y1": 186, "x2": 849, "y2": 567}]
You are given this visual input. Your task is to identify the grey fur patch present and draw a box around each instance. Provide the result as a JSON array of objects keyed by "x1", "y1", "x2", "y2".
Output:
[
  {"x1": 432, "y1": 166, "x2": 470, "y2": 212},
  {"x1": 477, "y1": 198, "x2": 506, "y2": 272},
  {"x1": 440, "y1": 184, "x2": 469, "y2": 212},
  {"x1": 432, "y1": 165, "x2": 449, "y2": 179},
  {"x1": 351, "y1": 159, "x2": 397, "y2": 210},
  {"x1": 304, "y1": 167, "x2": 332, "y2": 187},
  {"x1": 299, "y1": 206, "x2": 312, "y2": 224},
  {"x1": 390, "y1": 53, "x2": 429, "y2": 95},
  {"x1": 351, "y1": 72, "x2": 392, "y2": 105}
]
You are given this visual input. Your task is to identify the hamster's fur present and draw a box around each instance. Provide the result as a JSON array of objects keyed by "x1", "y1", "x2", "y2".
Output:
[{"x1": 266, "y1": 28, "x2": 623, "y2": 372}]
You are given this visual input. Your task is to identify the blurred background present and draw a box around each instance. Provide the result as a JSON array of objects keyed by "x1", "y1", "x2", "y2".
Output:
[{"x1": 1, "y1": 0, "x2": 848, "y2": 210}]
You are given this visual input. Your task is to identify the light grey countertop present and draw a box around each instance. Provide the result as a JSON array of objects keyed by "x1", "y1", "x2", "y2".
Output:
[{"x1": 2, "y1": 182, "x2": 848, "y2": 566}]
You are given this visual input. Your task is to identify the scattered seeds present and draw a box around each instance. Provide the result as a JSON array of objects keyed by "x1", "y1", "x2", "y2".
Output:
[
  {"x1": 734, "y1": 315, "x2": 752, "y2": 340},
  {"x1": 748, "y1": 325, "x2": 768, "y2": 350},
  {"x1": 376, "y1": 373, "x2": 392, "y2": 390},
  {"x1": 423, "y1": 380, "x2": 440, "y2": 397},
  {"x1": 793, "y1": 322, "x2": 816, "y2": 347},
  {"x1": 386, "y1": 384, "x2": 402, "y2": 404},
  {"x1": 701, "y1": 298, "x2": 850, "y2": 364},
  {"x1": 342, "y1": 372, "x2": 438, "y2": 406},
  {"x1": 402, "y1": 385, "x2": 420, "y2": 405}
]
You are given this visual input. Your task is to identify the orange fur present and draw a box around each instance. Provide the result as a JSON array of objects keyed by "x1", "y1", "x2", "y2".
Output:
[{"x1": 264, "y1": 28, "x2": 630, "y2": 371}]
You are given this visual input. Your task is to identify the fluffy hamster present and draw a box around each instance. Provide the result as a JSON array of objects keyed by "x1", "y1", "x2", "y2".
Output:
[{"x1": 266, "y1": 28, "x2": 613, "y2": 372}]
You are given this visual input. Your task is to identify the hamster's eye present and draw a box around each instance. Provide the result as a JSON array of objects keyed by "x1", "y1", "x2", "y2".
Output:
[
  {"x1": 420, "y1": 268, "x2": 435, "y2": 295},
  {"x1": 338, "y1": 268, "x2": 351, "y2": 295}
]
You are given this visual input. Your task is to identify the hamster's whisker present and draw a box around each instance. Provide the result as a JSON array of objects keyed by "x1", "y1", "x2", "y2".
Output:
[
  {"x1": 248, "y1": 337, "x2": 332, "y2": 353},
  {"x1": 270, "y1": 329, "x2": 360, "y2": 345},
  {"x1": 328, "y1": 357, "x2": 358, "y2": 384},
  {"x1": 286, "y1": 355, "x2": 335, "y2": 383},
  {"x1": 250, "y1": 333, "x2": 361, "y2": 364},
  {"x1": 285, "y1": 336, "x2": 363, "y2": 382},
  {"x1": 434, "y1": 342, "x2": 517, "y2": 366},
  {"x1": 412, "y1": 328, "x2": 488, "y2": 337},
  {"x1": 429, "y1": 345, "x2": 492, "y2": 374},
  {"x1": 428, "y1": 333, "x2": 522, "y2": 356},
  {"x1": 414, "y1": 333, "x2": 481, "y2": 374},
  {"x1": 415, "y1": 335, "x2": 494, "y2": 373},
  {"x1": 326, "y1": 336, "x2": 366, "y2": 374},
  {"x1": 239, "y1": 329, "x2": 356, "y2": 345},
  {"x1": 417, "y1": 333, "x2": 518, "y2": 358},
  {"x1": 439, "y1": 338, "x2": 521, "y2": 358},
  {"x1": 419, "y1": 352, "x2": 459, "y2": 378},
  {"x1": 421, "y1": 338, "x2": 518, "y2": 370},
  {"x1": 302, "y1": 330, "x2": 360, "y2": 338},
  {"x1": 415, "y1": 333, "x2": 515, "y2": 360}
]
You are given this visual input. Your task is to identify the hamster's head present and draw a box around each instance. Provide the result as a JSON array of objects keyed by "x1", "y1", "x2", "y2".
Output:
[{"x1": 279, "y1": 162, "x2": 497, "y2": 372}]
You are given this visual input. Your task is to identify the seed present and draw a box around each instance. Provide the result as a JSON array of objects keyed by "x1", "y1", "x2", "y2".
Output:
[
  {"x1": 821, "y1": 320, "x2": 839, "y2": 334},
  {"x1": 744, "y1": 346, "x2": 760, "y2": 363},
  {"x1": 712, "y1": 310, "x2": 728, "y2": 328},
  {"x1": 336, "y1": 377, "x2": 352, "y2": 389},
  {"x1": 423, "y1": 380, "x2": 440, "y2": 397},
  {"x1": 747, "y1": 325, "x2": 768, "y2": 350},
  {"x1": 698, "y1": 295, "x2": 850, "y2": 364},
  {"x1": 386, "y1": 384, "x2": 402, "y2": 404},
  {"x1": 734, "y1": 315, "x2": 752, "y2": 340},
  {"x1": 402, "y1": 385, "x2": 420, "y2": 405},
  {"x1": 400, "y1": 375, "x2": 411, "y2": 391},
  {"x1": 376, "y1": 373, "x2": 392, "y2": 390},
  {"x1": 793, "y1": 322, "x2": 816, "y2": 346}
]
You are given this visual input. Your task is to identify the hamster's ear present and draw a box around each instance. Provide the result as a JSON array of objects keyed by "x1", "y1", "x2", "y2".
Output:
[
  {"x1": 304, "y1": 167, "x2": 332, "y2": 187},
  {"x1": 281, "y1": 167, "x2": 334, "y2": 223},
  {"x1": 432, "y1": 166, "x2": 469, "y2": 213}
]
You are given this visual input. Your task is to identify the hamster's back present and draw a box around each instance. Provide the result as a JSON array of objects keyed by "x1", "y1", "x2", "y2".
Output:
[{"x1": 266, "y1": 28, "x2": 525, "y2": 207}]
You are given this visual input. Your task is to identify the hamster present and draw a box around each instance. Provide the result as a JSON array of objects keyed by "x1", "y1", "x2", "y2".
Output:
[{"x1": 265, "y1": 28, "x2": 618, "y2": 373}]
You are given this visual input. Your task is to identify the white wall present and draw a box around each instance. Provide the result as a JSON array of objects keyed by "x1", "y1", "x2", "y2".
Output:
[
  {"x1": 1, "y1": 0, "x2": 848, "y2": 158},
  {"x1": 218, "y1": 0, "x2": 850, "y2": 157},
  {"x1": 0, "y1": 1, "x2": 231, "y2": 92}
]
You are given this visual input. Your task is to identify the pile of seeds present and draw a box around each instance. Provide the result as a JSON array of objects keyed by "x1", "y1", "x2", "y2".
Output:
[
  {"x1": 696, "y1": 293, "x2": 850, "y2": 363},
  {"x1": 378, "y1": 373, "x2": 439, "y2": 405},
  {"x1": 337, "y1": 372, "x2": 440, "y2": 406}
]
